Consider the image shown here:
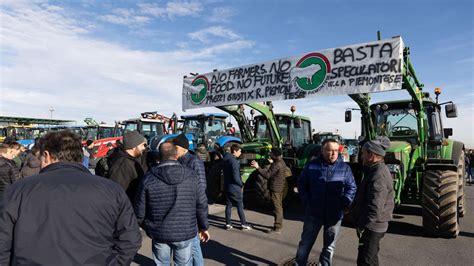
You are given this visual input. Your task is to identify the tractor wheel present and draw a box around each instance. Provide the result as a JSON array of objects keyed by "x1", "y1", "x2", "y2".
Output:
[
  {"x1": 206, "y1": 160, "x2": 224, "y2": 203},
  {"x1": 457, "y1": 152, "x2": 466, "y2": 217},
  {"x1": 422, "y1": 169, "x2": 459, "y2": 238},
  {"x1": 243, "y1": 170, "x2": 272, "y2": 210}
]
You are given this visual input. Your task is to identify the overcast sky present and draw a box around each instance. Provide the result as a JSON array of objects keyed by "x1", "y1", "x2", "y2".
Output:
[{"x1": 1, "y1": 0, "x2": 473, "y2": 146}]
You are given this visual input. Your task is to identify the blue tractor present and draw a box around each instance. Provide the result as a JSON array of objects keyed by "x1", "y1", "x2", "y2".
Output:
[{"x1": 152, "y1": 113, "x2": 241, "y2": 157}]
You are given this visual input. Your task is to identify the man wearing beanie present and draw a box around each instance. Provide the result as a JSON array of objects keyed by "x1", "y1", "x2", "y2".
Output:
[
  {"x1": 250, "y1": 147, "x2": 292, "y2": 234},
  {"x1": 353, "y1": 136, "x2": 394, "y2": 266},
  {"x1": 172, "y1": 133, "x2": 208, "y2": 266},
  {"x1": 108, "y1": 131, "x2": 147, "y2": 203}
]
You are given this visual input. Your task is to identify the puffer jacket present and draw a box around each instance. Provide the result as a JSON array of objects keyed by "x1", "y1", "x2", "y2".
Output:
[
  {"x1": 0, "y1": 157, "x2": 20, "y2": 193},
  {"x1": 353, "y1": 160, "x2": 394, "y2": 233},
  {"x1": 134, "y1": 160, "x2": 209, "y2": 243},
  {"x1": 257, "y1": 157, "x2": 292, "y2": 193},
  {"x1": 179, "y1": 152, "x2": 207, "y2": 193},
  {"x1": 297, "y1": 155, "x2": 357, "y2": 223}
]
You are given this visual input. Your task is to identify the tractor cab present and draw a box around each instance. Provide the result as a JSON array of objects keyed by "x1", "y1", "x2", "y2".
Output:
[
  {"x1": 181, "y1": 113, "x2": 230, "y2": 149},
  {"x1": 122, "y1": 112, "x2": 170, "y2": 142}
]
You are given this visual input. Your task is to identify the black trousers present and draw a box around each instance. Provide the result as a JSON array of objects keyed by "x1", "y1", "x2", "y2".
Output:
[{"x1": 357, "y1": 229, "x2": 385, "y2": 266}]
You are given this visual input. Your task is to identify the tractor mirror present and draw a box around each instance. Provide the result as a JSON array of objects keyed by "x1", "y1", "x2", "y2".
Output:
[
  {"x1": 443, "y1": 128, "x2": 453, "y2": 138},
  {"x1": 294, "y1": 117, "x2": 302, "y2": 128},
  {"x1": 445, "y1": 103, "x2": 458, "y2": 118},
  {"x1": 208, "y1": 116, "x2": 214, "y2": 127},
  {"x1": 345, "y1": 110, "x2": 352, "y2": 122}
]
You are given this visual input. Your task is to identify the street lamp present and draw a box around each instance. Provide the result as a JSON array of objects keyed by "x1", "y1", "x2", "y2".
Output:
[{"x1": 49, "y1": 106, "x2": 55, "y2": 119}]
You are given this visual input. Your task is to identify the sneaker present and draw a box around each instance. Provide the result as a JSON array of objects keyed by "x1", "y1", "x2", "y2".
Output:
[
  {"x1": 225, "y1": 224, "x2": 233, "y2": 230},
  {"x1": 241, "y1": 224, "x2": 252, "y2": 230}
]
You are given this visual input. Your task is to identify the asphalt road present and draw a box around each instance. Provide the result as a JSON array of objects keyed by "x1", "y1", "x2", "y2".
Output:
[{"x1": 133, "y1": 182, "x2": 474, "y2": 265}]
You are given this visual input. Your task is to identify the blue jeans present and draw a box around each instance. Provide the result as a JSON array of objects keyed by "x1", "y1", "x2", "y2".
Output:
[
  {"x1": 295, "y1": 214, "x2": 342, "y2": 266},
  {"x1": 225, "y1": 193, "x2": 247, "y2": 225},
  {"x1": 152, "y1": 239, "x2": 193, "y2": 266},
  {"x1": 191, "y1": 234, "x2": 204, "y2": 266}
]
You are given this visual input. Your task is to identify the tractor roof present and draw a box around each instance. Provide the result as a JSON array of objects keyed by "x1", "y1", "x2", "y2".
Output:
[{"x1": 181, "y1": 113, "x2": 228, "y2": 119}]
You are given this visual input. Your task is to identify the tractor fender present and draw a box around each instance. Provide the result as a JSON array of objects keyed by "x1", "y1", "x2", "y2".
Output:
[
  {"x1": 216, "y1": 136, "x2": 242, "y2": 147},
  {"x1": 451, "y1": 140, "x2": 465, "y2": 166}
]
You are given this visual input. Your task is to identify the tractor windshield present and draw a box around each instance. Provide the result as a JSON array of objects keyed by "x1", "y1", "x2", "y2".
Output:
[
  {"x1": 374, "y1": 108, "x2": 418, "y2": 137},
  {"x1": 254, "y1": 117, "x2": 271, "y2": 141},
  {"x1": 204, "y1": 118, "x2": 226, "y2": 137},
  {"x1": 123, "y1": 123, "x2": 138, "y2": 134},
  {"x1": 183, "y1": 119, "x2": 203, "y2": 136},
  {"x1": 98, "y1": 127, "x2": 115, "y2": 139},
  {"x1": 276, "y1": 116, "x2": 311, "y2": 148},
  {"x1": 141, "y1": 122, "x2": 164, "y2": 140},
  {"x1": 85, "y1": 127, "x2": 98, "y2": 140}
]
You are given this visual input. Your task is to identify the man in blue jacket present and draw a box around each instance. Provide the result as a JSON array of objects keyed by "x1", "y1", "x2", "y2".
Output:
[
  {"x1": 173, "y1": 133, "x2": 207, "y2": 266},
  {"x1": 295, "y1": 139, "x2": 357, "y2": 266},
  {"x1": 223, "y1": 144, "x2": 251, "y2": 230},
  {"x1": 134, "y1": 142, "x2": 210, "y2": 265}
]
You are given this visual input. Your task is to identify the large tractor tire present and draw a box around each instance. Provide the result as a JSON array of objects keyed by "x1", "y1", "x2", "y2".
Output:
[
  {"x1": 243, "y1": 169, "x2": 289, "y2": 210},
  {"x1": 422, "y1": 169, "x2": 459, "y2": 238},
  {"x1": 206, "y1": 160, "x2": 225, "y2": 203},
  {"x1": 457, "y1": 152, "x2": 466, "y2": 217},
  {"x1": 243, "y1": 171, "x2": 272, "y2": 210}
]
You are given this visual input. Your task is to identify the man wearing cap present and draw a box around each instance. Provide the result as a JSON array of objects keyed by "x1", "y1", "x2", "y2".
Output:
[
  {"x1": 172, "y1": 133, "x2": 207, "y2": 266},
  {"x1": 295, "y1": 139, "x2": 357, "y2": 266},
  {"x1": 109, "y1": 131, "x2": 147, "y2": 203},
  {"x1": 251, "y1": 147, "x2": 292, "y2": 234},
  {"x1": 353, "y1": 136, "x2": 394, "y2": 266}
]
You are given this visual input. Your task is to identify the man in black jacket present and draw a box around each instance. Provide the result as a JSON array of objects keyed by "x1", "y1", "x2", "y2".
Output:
[
  {"x1": 353, "y1": 136, "x2": 394, "y2": 266},
  {"x1": 109, "y1": 131, "x2": 147, "y2": 203},
  {"x1": 0, "y1": 130, "x2": 141, "y2": 265},
  {"x1": 134, "y1": 142, "x2": 209, "y2": 265},
  {"x1": 251, "y1": 147, "x2": 292, "y2": 234},
  {"x1": 0, "y1": 144, "x2": 20, "y2": 194}
]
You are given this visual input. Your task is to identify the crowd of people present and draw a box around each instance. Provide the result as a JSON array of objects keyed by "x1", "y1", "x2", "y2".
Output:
[{"x1": 2, "y1": 129, "x2": 466, "y2": 265}]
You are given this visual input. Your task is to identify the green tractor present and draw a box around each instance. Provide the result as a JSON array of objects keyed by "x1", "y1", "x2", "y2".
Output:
[
  {"x1": 345, "y1": 45, "x2": 465, "y2": 238},
  {"x1": 210, "y1": 102, "x2": 315, "y2": 207}
]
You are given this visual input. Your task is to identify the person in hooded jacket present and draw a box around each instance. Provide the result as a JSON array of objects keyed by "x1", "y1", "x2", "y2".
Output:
[
  {"x1": 134, "y1": 141, "x2": 209, "y2": 265},
  {"x1": 295, "y1": 139, "x2": 357, "y2": 266},
  {"x1": 20, "y1": 144, "x2": 41, "y2": 178},
  {"x1": 108, "y1": 131, "x2": 147, "y2": 203}
]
